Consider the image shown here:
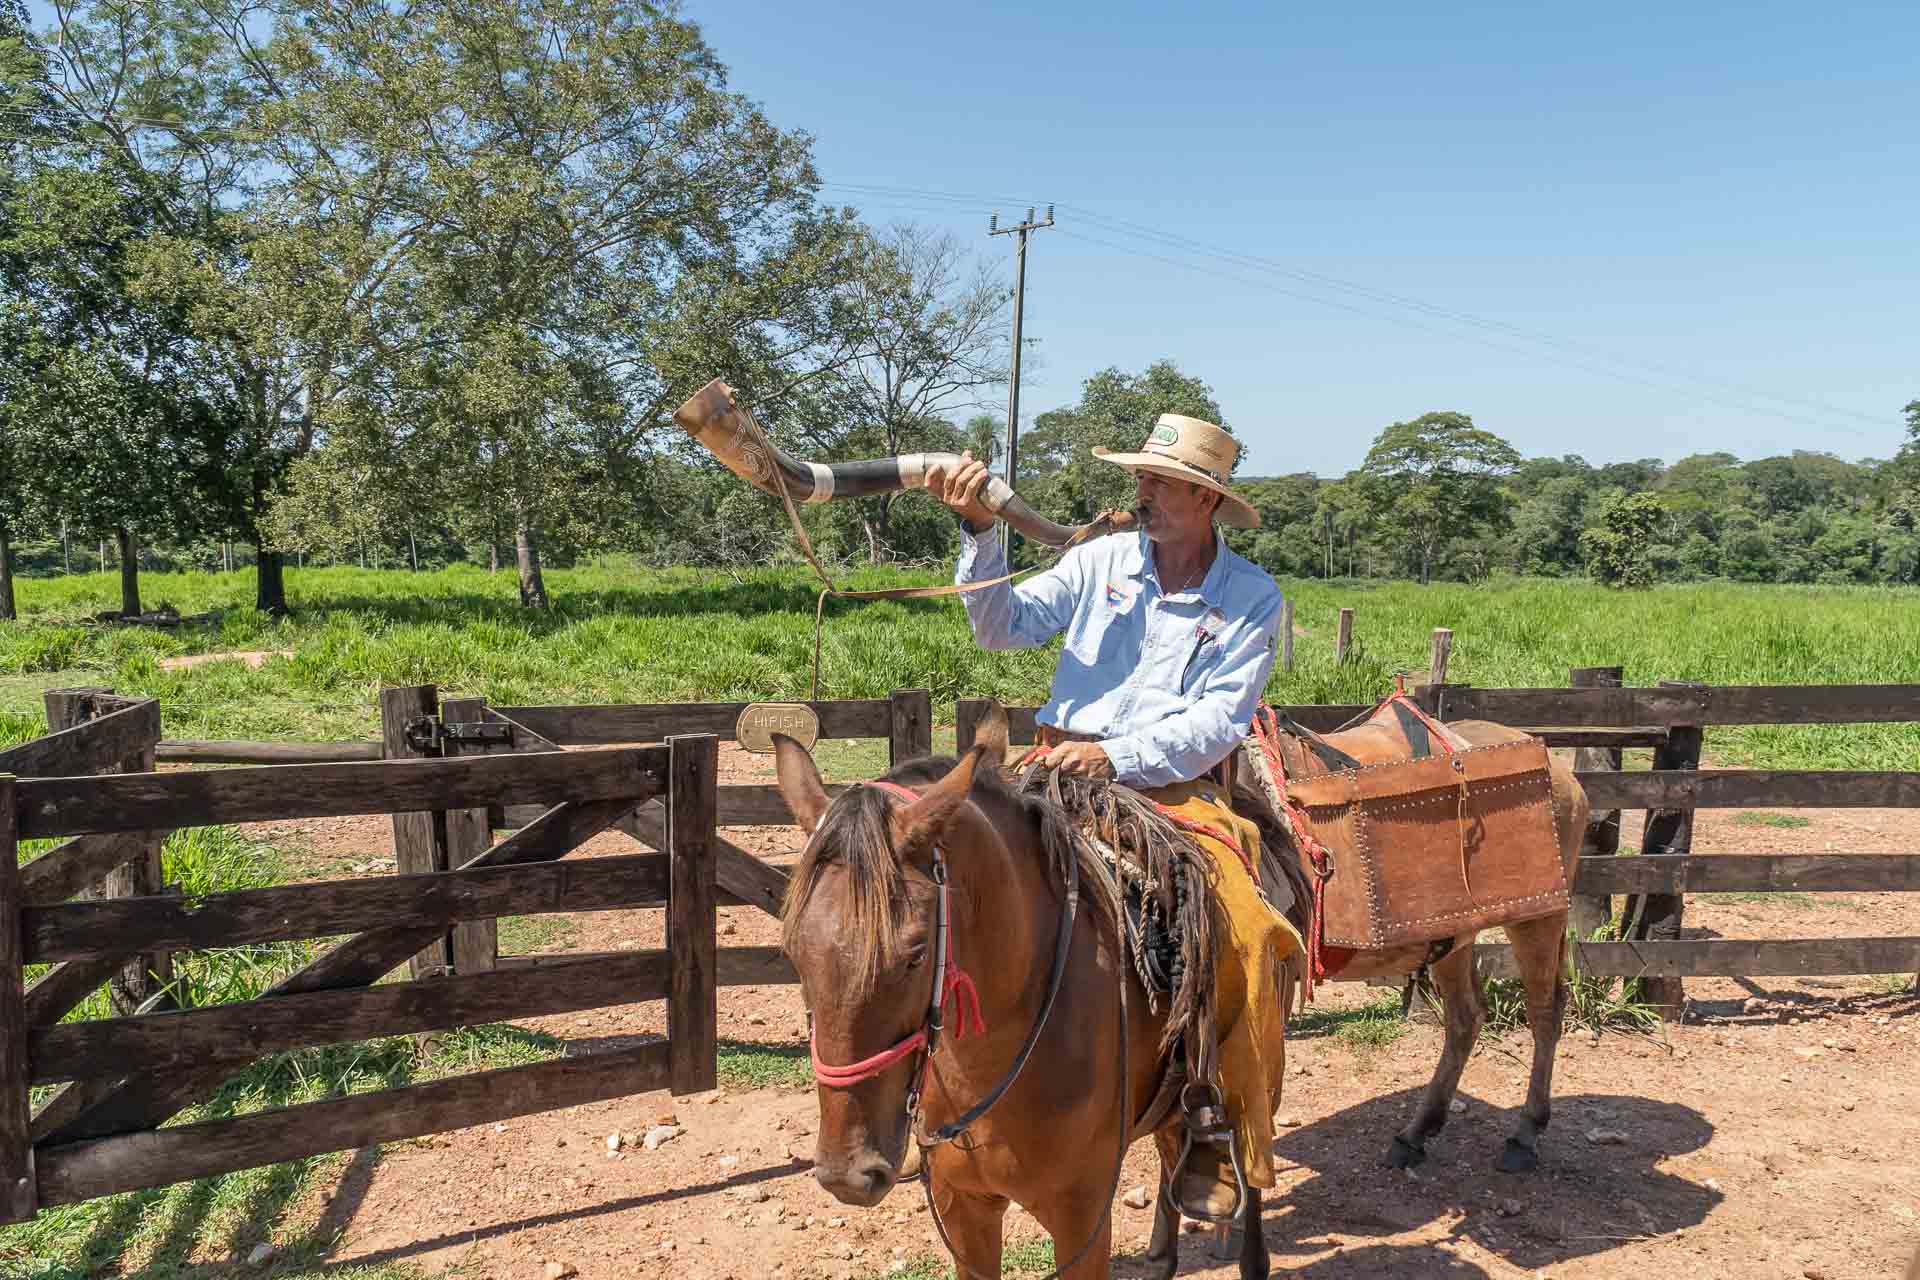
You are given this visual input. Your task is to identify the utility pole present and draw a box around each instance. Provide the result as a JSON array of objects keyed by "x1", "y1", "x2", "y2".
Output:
[{"x1": 988, "y1": 204, "x2": 1053, "y2": 547}]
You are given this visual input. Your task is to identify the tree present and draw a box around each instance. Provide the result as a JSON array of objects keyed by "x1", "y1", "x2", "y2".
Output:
[
  {"x1": 803, "y1": 225, "x2": 1007, "y2": 561},
  {"x1": 251, "y1": 0, "x2": 845, "y2": 605},
  {"x1": 1022, "y1": 360, "x2": 1226, "y2": 528},
  {"x1": 1355, "y1": 411, "x2": 1520, "y2": 584},
  {"x1": 1580, "y1": 491, "x2": 1663, "y2": 589}
]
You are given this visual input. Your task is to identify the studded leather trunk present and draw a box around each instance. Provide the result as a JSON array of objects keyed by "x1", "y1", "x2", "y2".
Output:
[{"x1": 1285, "y1": 738, "x2": 1569, "y2": 949}]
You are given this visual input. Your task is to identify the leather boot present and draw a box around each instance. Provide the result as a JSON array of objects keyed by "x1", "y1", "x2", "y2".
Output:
[
  {"x1": 1173, "y1": 1146, "x2": 1241, "y2": 1221},
  {"x1": 1169, "y1": 1086, "x2": 1244, "y2": 1222}
]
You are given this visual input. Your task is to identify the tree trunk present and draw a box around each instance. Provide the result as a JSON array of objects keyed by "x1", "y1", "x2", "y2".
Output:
[
  {"x1": 866, "y1": 495, "x2": 894, "y2": 563},
  {"x1": 255, "y1": 548, "x2": 289, "y2": 615},
  {"x1": 0, "y1": 518, "x2": 16, "y2": 620},
  {"x1": 515, "y1": 523, "x2": 549, "y2": 609},
  {"x1": 115, "y1": 527, "x2": 141, "y2": 617},
  {"x1": 409, "y1": 533, "x2": 419, "y2": 571},
  {"x1": 489, "y1": 542, "x2": 499, "y2": 574}
]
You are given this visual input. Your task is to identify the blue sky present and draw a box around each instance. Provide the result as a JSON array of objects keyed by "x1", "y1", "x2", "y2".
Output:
[
  {"x1": 688, "y1": 0, "x2": 1918, "y2": 478},
  {"x1": 28, "y1": 0, "x2": 1917, "y2": 478}
]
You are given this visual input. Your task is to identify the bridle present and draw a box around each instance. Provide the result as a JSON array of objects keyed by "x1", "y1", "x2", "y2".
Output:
[
  {"x1": 807, "y1": 778, "x2": 1077, "y2": 1148},
  {"x1": 803, "y1": 775, "x2": 1132, "y2": 1280}
]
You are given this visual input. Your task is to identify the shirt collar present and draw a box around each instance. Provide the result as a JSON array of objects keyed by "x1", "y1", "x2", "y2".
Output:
[{"x1": 1133, "y1": 529, "x2": 1230, "y2": 605}]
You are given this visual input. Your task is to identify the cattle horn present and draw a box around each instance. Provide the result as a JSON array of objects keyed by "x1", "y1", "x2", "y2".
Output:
[{"x1": 673, "y1": 379, "x2": 1135, "y2": 548}]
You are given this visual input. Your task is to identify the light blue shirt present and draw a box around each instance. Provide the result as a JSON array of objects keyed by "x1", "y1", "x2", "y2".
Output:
[{"x1": 955, "y1": 525, "x2": 1285, "y2": 787}]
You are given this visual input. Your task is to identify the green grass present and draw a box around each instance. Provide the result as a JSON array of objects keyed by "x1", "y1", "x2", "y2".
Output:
[
  {"x1": 1867, "y1": 973, "x2": 1917, "y2": 996},
  {"x1": 1481, "y1": 929, "x2": 1663, "y2": 1036},
  {"x1": 4, "y1": 818, "x2": 568, "y2": 1280},
  {"x1": 7, "y1": 563, "x2": 1920, "y2": 769},
  {"x1": 1292, "y1": 990, "x2": 1411, "y2": 1051},
  {"x1": 873, "y1": 1238, "x2": 1055, "y2": 1279},
  {"x1": 1700, "y1": 890, "x2": 1821, "y2": 909},
  {"x1": 717, "y1": 1038, "x2": 813, "y2": 1091},
  {"x1": 1729, "y1": 811, "x2": 1814, "y2": 828}
]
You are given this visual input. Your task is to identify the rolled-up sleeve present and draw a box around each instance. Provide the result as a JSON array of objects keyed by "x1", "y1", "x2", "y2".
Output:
[
  {"x1": 1100, "y1": 590, "x2": 1284, "y2": 787},
  {"x1": 955, "y1": 525, "x2": 1085, "y2": 651}
]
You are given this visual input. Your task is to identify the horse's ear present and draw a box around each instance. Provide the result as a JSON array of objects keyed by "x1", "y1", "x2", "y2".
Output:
[
  {"x1": 771, "y1": 733, "x2": 831, "y2": 833},
  {"x1": 974, "y1": 699, "x2": 1010, "y2": 771},
  {"x1": 892, "y1": 744, "x2": 986, "y2": 857}
]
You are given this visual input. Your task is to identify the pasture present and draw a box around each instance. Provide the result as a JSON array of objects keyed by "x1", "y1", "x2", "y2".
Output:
[
  {"x1": 2, "y1": 562, "x2": 1918, "y2": 1280},
  {"x1": 7, "y1": 560, "x2": 1920, "y2": 769}
]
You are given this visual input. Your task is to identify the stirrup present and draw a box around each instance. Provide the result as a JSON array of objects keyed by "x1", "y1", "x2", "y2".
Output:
[{"x1": 1164, "y1": 1082, "x2": 1248, "y2": 1224}]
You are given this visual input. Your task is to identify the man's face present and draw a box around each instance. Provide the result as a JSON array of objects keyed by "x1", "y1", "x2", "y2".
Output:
[{"x1": 1134, "y1": 470, "x2": 1219, "y2": 542}]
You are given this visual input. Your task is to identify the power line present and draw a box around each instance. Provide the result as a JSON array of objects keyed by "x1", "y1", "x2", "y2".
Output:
[{"x1": 819, "y1": 179, "x2": 1894, "y2": 439}]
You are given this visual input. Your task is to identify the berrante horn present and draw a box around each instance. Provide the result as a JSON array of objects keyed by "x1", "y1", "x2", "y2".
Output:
[{"x1": 673, "y1": 378, "x2": 1136, "y2": 548}]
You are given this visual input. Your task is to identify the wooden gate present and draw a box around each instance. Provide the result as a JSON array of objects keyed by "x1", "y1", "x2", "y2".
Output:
[{"x1": 0, "y1": 691, "x2": 718, "y2": 1226}]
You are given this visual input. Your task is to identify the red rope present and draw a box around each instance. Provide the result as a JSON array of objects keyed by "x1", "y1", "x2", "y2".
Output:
[{"x1": 1251, "y1": 703, "x2": 1342, "y2": 1003}]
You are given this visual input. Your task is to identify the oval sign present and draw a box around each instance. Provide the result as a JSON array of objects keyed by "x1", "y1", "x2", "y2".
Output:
[{"x1": 737, "y1": 702, "x2": 820, "y2": 754}]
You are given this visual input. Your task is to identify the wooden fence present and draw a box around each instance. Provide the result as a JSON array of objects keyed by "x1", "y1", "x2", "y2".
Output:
[
  {"x1": 8, "y1": 674, "x2": 1918, "y2": 1222},
  {"x1": 0, "y1": 687, "x2": 718, "y2": 1225}
]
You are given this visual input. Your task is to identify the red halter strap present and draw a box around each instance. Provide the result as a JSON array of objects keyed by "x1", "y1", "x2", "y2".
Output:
[{"x1": 807, "y1": 779, "x2": 986, "y2": 1091}]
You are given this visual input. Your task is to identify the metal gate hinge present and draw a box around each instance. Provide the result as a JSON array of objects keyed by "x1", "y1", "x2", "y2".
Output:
[{"x1": 403, "y1": 716, "x2": 515, "y2": 753}]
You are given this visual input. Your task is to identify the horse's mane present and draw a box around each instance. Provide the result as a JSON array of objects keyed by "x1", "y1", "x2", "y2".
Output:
[{"x1": 778, "y1": 756, "x2": 1120, "y2": 1000}]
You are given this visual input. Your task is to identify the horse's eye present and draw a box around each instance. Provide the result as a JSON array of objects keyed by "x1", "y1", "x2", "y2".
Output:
[{"x1": 904, "y1": 949, "x2": 926, "y2": 971}]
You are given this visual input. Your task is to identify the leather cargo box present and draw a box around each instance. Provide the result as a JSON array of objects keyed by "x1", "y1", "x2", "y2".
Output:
[{"x1": 1285, "y1": 738, "x2": 1568, "y2": 950}]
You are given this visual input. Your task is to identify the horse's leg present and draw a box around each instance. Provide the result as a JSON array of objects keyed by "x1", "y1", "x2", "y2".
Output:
[
  {"x1": 1236, "y1": 1185, "x2": 1269, "y2": 1280},
  {"x1": 1141, "y1": 1132, "x2": 1181, "y2": 1280},
  {"x1": 1029, "y1": 1186, "x2": 1115, "y2": 1280},
  {"x1": 1498, "y1": 911, "x2": 1570, "y2": 1173},
  {"x1": 1387, "y1": 935, "x2": 1482, "y2": 1169},
  {"x1": 930, "y1": 1182, "x2": 1009, "y2": 1280}
]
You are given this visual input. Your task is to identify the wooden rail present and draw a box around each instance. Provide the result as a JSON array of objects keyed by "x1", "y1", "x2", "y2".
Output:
[
  {"x1": 16, "y1": 746, "x2": 665, "y2": 838},
  {"x1": 154, "y1": 740, "x2": 382, "y2": 765}
]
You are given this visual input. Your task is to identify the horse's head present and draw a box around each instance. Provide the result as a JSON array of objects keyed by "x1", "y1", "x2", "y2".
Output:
[{"x1": 771, "y1": 709, "x2": 1008, "y2": 1207}]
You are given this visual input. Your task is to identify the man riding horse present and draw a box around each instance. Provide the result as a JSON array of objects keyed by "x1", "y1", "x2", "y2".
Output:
[{"x1": 924, "y1": 414, "x2": 1298, "y2": 1224}]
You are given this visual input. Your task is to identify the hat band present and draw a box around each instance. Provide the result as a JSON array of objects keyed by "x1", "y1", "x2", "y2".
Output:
[{"x1": 1144, "y1": 445, "x2": 1227, "y2": 485}]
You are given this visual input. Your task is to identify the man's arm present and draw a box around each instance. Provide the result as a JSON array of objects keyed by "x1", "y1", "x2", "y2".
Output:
[
  {"x1": 929, "y1": 449, "x2": 1085, "y2": 651},
  {"x1": 1100, "y1": 591, "x2": 1284, "y2": 787},
  {"x1": 955, "y1": 522, "x2": 1083, "y2": 651}
]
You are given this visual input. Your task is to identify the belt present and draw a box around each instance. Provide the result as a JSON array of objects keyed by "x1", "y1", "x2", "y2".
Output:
[{"x1": 1033, "y1": 723, "x2": 1235, "y2": 788}]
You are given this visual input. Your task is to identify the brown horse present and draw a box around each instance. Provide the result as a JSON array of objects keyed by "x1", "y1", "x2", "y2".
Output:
[{"x1": 773, "y1": 711, "x2": 1588, "y2": 1278}]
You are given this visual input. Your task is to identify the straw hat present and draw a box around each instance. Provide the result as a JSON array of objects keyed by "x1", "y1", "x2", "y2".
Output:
[{"x1": 1092, "y1": 413, "x2": 1260, "y2": 528}]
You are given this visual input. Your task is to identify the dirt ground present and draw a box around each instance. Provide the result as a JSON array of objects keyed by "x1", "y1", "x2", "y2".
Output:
[{"x1": 238, "y1": 745, "x2": 1920, "y2": 1280}]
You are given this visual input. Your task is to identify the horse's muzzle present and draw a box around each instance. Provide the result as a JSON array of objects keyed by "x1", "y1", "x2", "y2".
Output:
[{"x1": 814, "y1": 1148, "x2": 899, "y2": 1207}]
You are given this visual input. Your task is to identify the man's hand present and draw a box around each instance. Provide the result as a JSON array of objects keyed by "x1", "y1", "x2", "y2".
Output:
[
  {"x1": 1040, "y1": 740, "x2": 1115, "y2": 780},
  {"x1": 923, "y1": 449, "x2": 996, "y2": 532}
]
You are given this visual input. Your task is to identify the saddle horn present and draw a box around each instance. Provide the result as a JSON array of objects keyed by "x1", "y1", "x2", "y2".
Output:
[{"x1": 673, "y1": 379, "x2": 1137, "y2": 549}]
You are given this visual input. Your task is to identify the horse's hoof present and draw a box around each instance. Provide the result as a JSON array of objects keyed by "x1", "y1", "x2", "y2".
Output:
[
  {"x1": 1498, "y1": 1138, "x2": 1538, "y2": 1173},
  {"x1": 1387, "y1": 1134, "x2": 1426, "y2": 1169}
]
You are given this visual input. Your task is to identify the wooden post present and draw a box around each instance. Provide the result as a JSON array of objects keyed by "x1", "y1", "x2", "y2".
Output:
[
  {"x1": 439, "y1": 697, "x2": 498, "y2": 975},
  {"x1": 1335, "y1": 608, "x2": 1353, "y2": 665},
  {"x1": 1628, "y1": 680, "x2": 1705, "y2": 1019},
  {"x1": 379, "y1": 686, "x2": 452, "y2": 982},
  {"x1": 666, "y1": 734, "x2": 718, "y2": 1095},
  {"x1": 0, "y1": 776, "x2": 37, "y2": 1223},
  {"x1": 1428, "y1": 629, "x2": 1453, "y2": 686},
  {"x1": 889, "y1": 689, "x2": 932, "y2": 767},
  {"x1": 41, "y1": 689, "x2": 166, "y2": 1013},
  {"x1": 1280, "y1": 597, "x2": 1294, "y2": 672},
  {"x1": 954, "y1": 699, "x2": 984, "y2": 757},
  {"x1": 1568, "y1": 666, "x2": 1625, "y2": 939}
]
